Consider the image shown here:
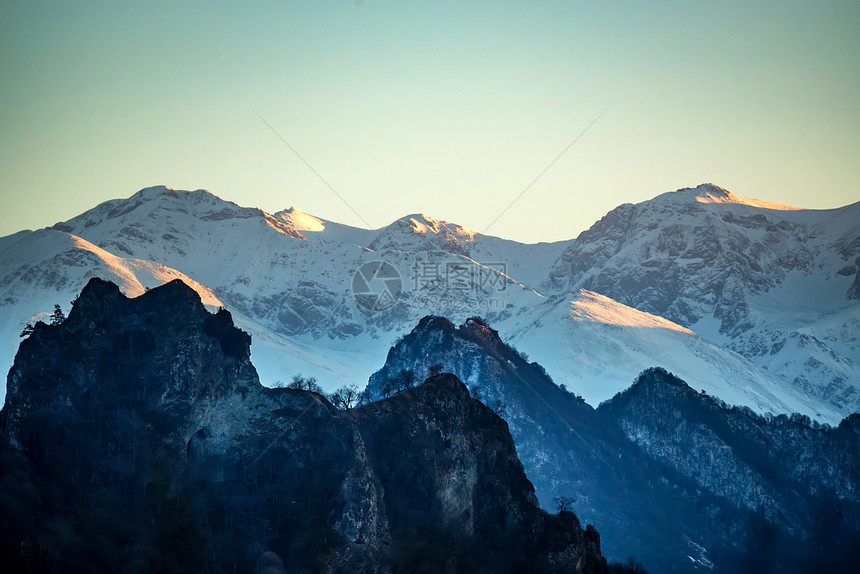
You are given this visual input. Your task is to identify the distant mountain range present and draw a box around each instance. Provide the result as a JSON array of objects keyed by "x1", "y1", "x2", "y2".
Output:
[{"x1": 2, "y1": 183, "x2": 857, "y2": 424}]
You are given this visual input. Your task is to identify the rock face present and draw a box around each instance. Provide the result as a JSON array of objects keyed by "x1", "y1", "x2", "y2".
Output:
[
  {"x1": 367, "y1": 315, "x2": 860, "y2": 572},
  {"x1": 0, "y1": 278, "x2": 606, "y2": 574}
]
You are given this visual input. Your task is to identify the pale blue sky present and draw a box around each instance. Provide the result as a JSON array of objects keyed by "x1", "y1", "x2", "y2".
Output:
[{"x1": 1, "y1": 1, "x2": 858, "y2": 242}]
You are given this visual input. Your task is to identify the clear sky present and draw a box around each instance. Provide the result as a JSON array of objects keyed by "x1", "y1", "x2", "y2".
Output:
[{"x1": 1, "y1": 1, "x2": 858, "y2": 243}]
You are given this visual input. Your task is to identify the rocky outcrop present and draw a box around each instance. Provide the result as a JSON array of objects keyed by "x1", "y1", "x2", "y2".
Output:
[
  {"x1": 0, "y1": 278, "x2": 606, "y2": 574},
  {"x1": 368, "y1": 315, "x2": 860, "y2": 573}
]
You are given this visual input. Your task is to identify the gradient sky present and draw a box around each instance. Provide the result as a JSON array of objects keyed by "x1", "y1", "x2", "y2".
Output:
[{"x1": 1, "y1": 1, "x2": 858, "y2": 243}]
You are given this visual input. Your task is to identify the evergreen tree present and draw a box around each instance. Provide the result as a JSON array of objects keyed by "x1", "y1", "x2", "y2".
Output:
[{"x1": 49, "y1": 304, "x2": 65, "y2": 326}]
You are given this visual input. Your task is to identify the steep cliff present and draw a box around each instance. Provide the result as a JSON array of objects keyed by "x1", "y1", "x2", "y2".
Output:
[{"x1": 0, "y1": 278, "x2": 606, "y2": 574}]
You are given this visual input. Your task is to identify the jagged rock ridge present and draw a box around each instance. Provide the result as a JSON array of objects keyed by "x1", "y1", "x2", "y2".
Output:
[{"x1": 0, "y1": 278, "x2": 606, "y2": 574}]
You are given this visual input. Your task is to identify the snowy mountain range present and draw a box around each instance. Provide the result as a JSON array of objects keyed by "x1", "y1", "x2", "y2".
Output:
[{"x1": 1, "y1": 183, "x2": 857, "y2": 424}]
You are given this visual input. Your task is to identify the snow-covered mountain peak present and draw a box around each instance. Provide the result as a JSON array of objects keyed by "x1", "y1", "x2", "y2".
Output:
[
  {"x1": 570, "y1": 289, "x2": 695, "y2": 335},
  {"x1": 53, "y1": 185, "x2": 266, "y2": 233},
  {"x1": 652, "y1": 183, "x2": 804, "y2": 212},
  {"x1": 505, "y1": 289, "x2": 845, "y2": 423},
  {"x1": 402, "y1": 214, "x2": 438, "y2": 234},
  {"x1": 124, "y1": 185, "x2": 254, "y2": 218},
  {"x1": 274, "y1": 206, "x2": 325, "y2": 232},
  {"x1": 50, "y1": 185, "x2": 311, "y2": 263},
  {"x1": 394, "y1": 213, "x2": 476, "y2": 239},
  {"x1": 695, "y1": 184, "x2": 803, "y2": 211},
  {"x1": 544, "y1": 184, "x2": 860, "y2": 414},
  {"x1": 548, "y1": 184, "x2": 858, "y2": 315},
  {"x1": 271, "y1": 207, "x2": 377, "y2": 245},
  {"x1": 368, "y1": 213, "x2": 477, "y2": 254}
]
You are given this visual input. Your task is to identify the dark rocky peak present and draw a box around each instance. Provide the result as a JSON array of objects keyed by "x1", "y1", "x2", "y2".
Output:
[
  {"x1": 36, "y1": 276, "x2": 248, "y2": 363},
  {"x1": 391, "y1": 315, "x2": 541, "y2": 376},
  {"x1": 401, "y1": 315, "x2": 517, "y2": 363},
  {"x1": 631, "y1": 365, "x2": 688, "y2": 388},
  {"x1": 63, "y1": 275, "x2": 125, "y2": 320},
  {"x1": 602, "y1": 366, "x2": 853, "y2": 432},
  {"x1": 353, "y1": 373, "x2": 606, "y2": 573},
  {"x1": 67, "y1": 276, "x2": 211, "y2": 330},
  {"x1": 599, "y1": 367, "x2": 695, "y2": 407},
  {"x1": 460, "y1": 315, "x2": 502, "y2": 344},
  {"x1": 600, "y1": 366, "x2": 853, "y2": 441},
  {"x1": 411, "y1": 313, "x2": 457, "y2": 334},
  {"x1": 3, "y1": 277, "x2": 258, "y2": 450},
  {"x1": 374, "y1": 317, "x2": 582, "y2": 411}
]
